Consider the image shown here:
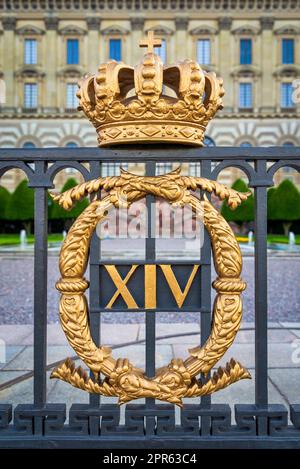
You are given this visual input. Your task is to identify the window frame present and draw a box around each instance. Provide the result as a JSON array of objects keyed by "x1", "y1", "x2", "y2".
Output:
[
  {"x1": 66, "y1": 38, "x2": 79, "y2": 65},
  {"x1": 280, "y1": 82, "x2": 295, "y2": 109},
  {"x1": 239, "y1": 38, "x2": 252, "y2": 65},
  {"x1": 196, "y1": 38, "x2": 211, "y2": 66},
  {"x1": 239, "y1": 82, "x2": 253, "y2": 110},
  {"x1": 66, "y1": 83, "x2": 78, "y2": 110},
  {"x1": 24, "y1": 38, "x2": 37, "y2": 65},
  {"x1": 24, "y1": 82, "x2": 38, "y2": 109},
  {"x1": 108, "y1": 38, "x2": 122, "y2": 61},
  {"x1": 282, "y1": 38, "x2": 294, "y2": 65}
]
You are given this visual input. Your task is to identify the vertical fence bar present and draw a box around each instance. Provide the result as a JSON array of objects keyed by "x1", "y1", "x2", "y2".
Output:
[
  {"x1": 33, "y1": 162, "x2": 48, "y2": 406},
  {"x1": 145, "y1": 160, "x2": 156, "y2": 433},
  {"x1": 254, "y1": 159, "x2": 268, "y2": 407},
  {"x1": 89, "y1": 161, "x2": 101, "y2": 408},
  {"x1": 199, "y1": 159, "x2": 212, "y2": 434}
]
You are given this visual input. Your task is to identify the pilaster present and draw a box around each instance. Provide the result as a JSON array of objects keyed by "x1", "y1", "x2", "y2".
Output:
[
  {"x1": 175, "y1": 17, "x2": 189, "y2": 62},
  {"x1": 86, "y1": 17, "x2": 101, "y2": 74},
  {"x1": 218, "y1": 17, "x2": 233, "y2": 111},
  {"x1": 44, "y1": 16, "x2": 59, "y2": 112},
  {"x1": 2, "y1": 17, "x2": 17, "y2": 109},
  {"x1": 130, "y1": 17, "x2": 145, "y2": 65},
  {"x1": 260, "y1": 17, "x2": 275, "y2": 113}
]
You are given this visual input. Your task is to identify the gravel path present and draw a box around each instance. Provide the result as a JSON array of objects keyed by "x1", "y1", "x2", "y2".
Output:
[{"x1": 0, "y1": 256, "x2": 299, "y2": 324}]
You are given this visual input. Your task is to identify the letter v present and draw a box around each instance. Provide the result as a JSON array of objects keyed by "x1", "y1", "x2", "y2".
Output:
[{"x1": 160, "y1": 264, "x2": 199, "y2": 308}]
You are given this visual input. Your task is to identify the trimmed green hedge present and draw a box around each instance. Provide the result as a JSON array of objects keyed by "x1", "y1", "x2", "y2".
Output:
[
  {"x1": 221, "y1": 178, "x2": 254, "y2": 227},
  {"x1": 268, "y1": 179, "x2": 300, "y2": 221},
  {"x1": 221, "y1": 178, "x2": 300, "y2": 235},
  {"x1": 50, "y1": 177, "x2": 88, "y2": 220},
  {"x1": 5, "y1": 180, "x2": 34, "y2": 221},
  {"x1": 0, "y1": 186, "x2": 11, "y2": 220},
  {"x1": 267, "y1": 179, "x2": 300, "y2": 235}
]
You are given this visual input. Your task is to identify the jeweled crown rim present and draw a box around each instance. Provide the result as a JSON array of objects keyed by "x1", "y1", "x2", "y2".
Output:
[{"x1": 97, "y1": 121, "x2": 206, "y2": 146}]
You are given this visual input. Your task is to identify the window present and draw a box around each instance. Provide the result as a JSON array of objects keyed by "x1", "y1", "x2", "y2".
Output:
[
  {"x1": 189, "y1": 163, "x2": 201, "y2": 177},
  {"x1": 282, "y1": 142, "x2": 296, "y2": 173},
  {"x1": 239, "y1": 83, "x2": 252, "y2": 108},
  {"x1": 156, "y1": 163, "x2": 173, "y2": 175},
  {"x1": 197, "y1": 39, "x2": 210, "y2": 65},
  {"x1": 65, "y1": 143, "x2": 79, "y2": 173},
  {"x1": 189, "y1": 138, "x2": 215, "y2": 174},
  {"x1": 240, "y1": 39, "x2": 252, "y2": 65},
  {"x1": 67, "y1": 39, "x2": 79, "y2": 65},
  {"x1": 281, "y1": 83, "x2": 294, "y2": 108},
  {"x1": 24, "y1": 39, "x2": 37, "y2": 65},
  {"x1": 154, "y1": 38, "x2": 167, "y2": 63},
  {"x1": 22, "y1": 142, "x2": 36, "y2": 169},
  {"x1": 109, "y1": 39, "x2": 122, "y2": 61},
  {"x1": 240, "y1": 142, "x2": 253, "y2": 147},
  {"x1": 101, "y1": 162, "x2": 128, "y2": 176},
  {"x1": 282, "y1": 39, "x2": 294, "y2": 65},
  {"x1": 204, "y1": 136, "x2": 215, "y2": 147},
  {"x1": 281, "y1": 145, "x2": 295, "y2": 174},
  {"x1": 282, "y1": 142, "x2": 295, "y2": 171},
  {"x1": 24, "y1": 83, "x2": 37, "y2": 108},
  {"x1": 66, "y1": 83, "x2": 78, "y2": 109}
]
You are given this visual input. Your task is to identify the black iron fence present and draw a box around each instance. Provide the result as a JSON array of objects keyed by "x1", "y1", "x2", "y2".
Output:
[{"x1": 0, "y1": 146, "x2": 300, "y2": 448}]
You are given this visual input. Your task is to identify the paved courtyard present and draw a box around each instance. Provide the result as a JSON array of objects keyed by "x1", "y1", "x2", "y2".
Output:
[
  {"x1": 0, "y1": 322, "x2": 299, "y2": 412},
  {"x1": 0, "y1": 255, "x2": 299, "y2": 324},
  {"x1": 0, "y1": 253, "x2": 299, "y2": 410}
]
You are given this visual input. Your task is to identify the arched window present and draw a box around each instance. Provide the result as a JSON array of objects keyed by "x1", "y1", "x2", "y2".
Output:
[
  {"x1": 22, "y1": 142, "x2": 36, "y2": 169},
  {"x1": 65, "y1": 142, "x2": 79, "y2": 173},
  {"x1": 280, "y1": 142, "x2": 296, "y2": 174},
  {"x1": 204, "y1": 136, "x2": 215, "y2": 147},
  {"x1": 240, "y1": 142, "x2": 253, "y2": 147},
  {"x1": 189, "y1": 136, "x2": 215, "y2": 176}
]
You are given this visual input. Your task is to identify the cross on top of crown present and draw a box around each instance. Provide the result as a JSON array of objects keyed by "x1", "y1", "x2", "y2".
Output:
[{"x1": 139, "y1": 31, "x2": 162, "y2": 54}]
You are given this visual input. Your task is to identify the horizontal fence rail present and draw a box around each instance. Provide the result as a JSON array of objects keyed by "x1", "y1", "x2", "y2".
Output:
[{"x1": 0, "y1": 146, "x2": 299, "y2": 448}]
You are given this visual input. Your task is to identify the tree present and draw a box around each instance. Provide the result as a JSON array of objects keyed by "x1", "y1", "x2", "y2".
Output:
[
  {"x1": 0, "y1": 186, "x2": 11, "y2": 220},
  {"x1": 267, "y1": 179, "x2": 300, "y2": 235},
  {"x1": 267, "y1": 187, "x2": 277, "y2": 233},
  {"x1": 51, "y1": 178, "x2": 88, "y2": 222},
  {"x1": 267, "y1": 186, "x2": 276, "y2": 206},
  {"x1": 221, "y1": 178, "x2": 254, "y2": 232},
  {"x1": 6, "y1": 179, "x2": 34, "y2": 233}
]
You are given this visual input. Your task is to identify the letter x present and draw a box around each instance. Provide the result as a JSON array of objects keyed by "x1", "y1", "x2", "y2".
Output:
[{"x1": 105, "y1": 265, "x2": 139, "y2": 308}]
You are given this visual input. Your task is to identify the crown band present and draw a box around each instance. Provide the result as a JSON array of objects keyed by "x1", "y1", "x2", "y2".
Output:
[{"x1": 97, "y1": 121, "x2": 207, "y2": 146}]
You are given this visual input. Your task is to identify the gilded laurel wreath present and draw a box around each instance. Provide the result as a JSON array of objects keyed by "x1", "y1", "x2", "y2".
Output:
[{"x1": 50, "y1": 168, "x2": 251, "y2": 406}]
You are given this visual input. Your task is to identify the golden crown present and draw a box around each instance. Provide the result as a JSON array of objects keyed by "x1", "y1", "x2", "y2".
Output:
[{"x1": 77, "y1": 31, "x2": 224, "y2": 146}]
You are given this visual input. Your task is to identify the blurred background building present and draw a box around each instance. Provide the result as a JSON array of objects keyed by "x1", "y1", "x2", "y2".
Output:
[{"x1": 0, "y1": 0, "x2": 299, "y2": 189}]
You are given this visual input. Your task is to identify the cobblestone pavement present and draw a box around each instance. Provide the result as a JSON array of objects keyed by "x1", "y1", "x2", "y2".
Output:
[{"x1": 0, "y1": 255, "x2": 299, "y2": 324}]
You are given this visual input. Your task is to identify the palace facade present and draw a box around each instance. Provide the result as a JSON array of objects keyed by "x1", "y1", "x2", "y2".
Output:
[{"x1": 0, "y1": 0, "x2": 300, "y2": 189}]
